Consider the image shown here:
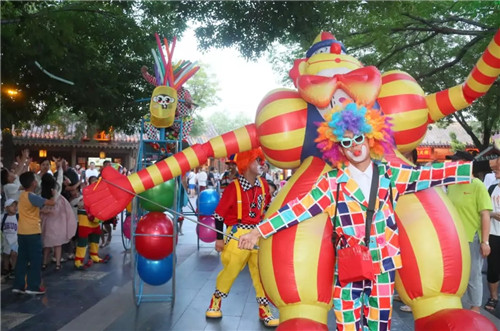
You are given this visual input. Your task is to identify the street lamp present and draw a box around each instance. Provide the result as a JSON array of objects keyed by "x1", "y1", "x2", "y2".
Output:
[{"x1": 6, "y1": 89, "x2": 18, "y2": 96}]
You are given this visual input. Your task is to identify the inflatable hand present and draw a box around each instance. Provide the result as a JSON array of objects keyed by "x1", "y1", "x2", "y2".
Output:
[{"x1": 83, "y1": 166, "x2": 134, "y2": 220}]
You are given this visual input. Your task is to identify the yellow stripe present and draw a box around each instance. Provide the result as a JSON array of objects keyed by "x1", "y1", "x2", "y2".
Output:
[
  {"x1": 279, "y1": 303, "x2": 331, "y2": 324},
  {"x1": 396, "y1": 139, "x2": 424, "y2": 154},
  {"x1": 425, "y1": 93, "x2": 442, "y2": 122},
  {"x1": 293, "y1": 214, "x2": 330, "y2": 307},
  {"x1": 488, "y1": 35, "x2": 500, "y2": 56},
  {"x1": 411, "y1": 295, "x2": 462, "y2": 319},
  {"x1": 234, "y1": 126, "x2": 253, "y2": 152},
  {"x1": 260, "y1": 128, "x2": 305, "y2": 151},
  {"x1": 378, "y1": 80, "x2": 424, "y2": 98},
  {"x1": 389, "y1": 108, "x2": 427, "y2": 132},
  {"x1": 183, "y1": 148, "x2": 201, "y2": 169},
  {"x1": 465, "y1": 70, "x2": 496, "y2": 94},
  {"x1": 209, "y1": 136, "x2": 227, "y2": 158},
  {"x1": 256, "y1": 97, "x2": 306, "y2": 126},
  {"x1": 147, "y1": 164, "x2": 164, "y2": 186},
  {"x1": 396, "y1": 193, "x2": 444, "y2": 300},
  {"x1": 128, "y1": 173, "x2": 145, "y2": 194},
  {"x1": 259, "y1": 237, "x2": 285, "y2": 307},
  {"x1": 235, "y1": 179, "x2": 242, "y2": 221},
  {"x1": 165, "y1": 157, "x2": 182, "y2": 179},
  {"x1": 448, "y1": 84, "x2": 470, "y2": 111},
  {"x1": 475, "y1": 57, "x2": 500, "y2": 80}
]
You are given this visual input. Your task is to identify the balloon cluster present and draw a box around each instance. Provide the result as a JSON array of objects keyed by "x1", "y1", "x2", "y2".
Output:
[{"x1": 196, "y1": 189, "x2": 220, "y2": 243}]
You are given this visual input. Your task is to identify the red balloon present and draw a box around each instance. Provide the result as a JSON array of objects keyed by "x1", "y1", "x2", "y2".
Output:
[{"x1": 135, "y1": 212, "x2": 174, "y2": 260}]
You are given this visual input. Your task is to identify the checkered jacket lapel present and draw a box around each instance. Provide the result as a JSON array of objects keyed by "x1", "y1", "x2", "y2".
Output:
[{"x1": 336, "y1": 167, "x2": 368, "y2": 209}]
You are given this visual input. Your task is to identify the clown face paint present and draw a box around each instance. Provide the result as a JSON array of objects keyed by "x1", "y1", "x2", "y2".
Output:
[{"x1": 345, "y1": 144, "x2": 369, "y2": 163}]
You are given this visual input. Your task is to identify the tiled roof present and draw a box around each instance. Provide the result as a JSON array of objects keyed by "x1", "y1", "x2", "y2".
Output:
[
  {"x1": 11, "y1": 124, "x2": 139, "y2": 149},
  {"x1": 420, "y1": 123, "x2": 477, "y2": 147}
]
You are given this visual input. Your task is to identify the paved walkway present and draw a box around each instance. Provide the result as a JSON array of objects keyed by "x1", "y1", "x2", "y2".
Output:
[{"x1": 1, "y1": 197, "x2": 499, "y2": 330}]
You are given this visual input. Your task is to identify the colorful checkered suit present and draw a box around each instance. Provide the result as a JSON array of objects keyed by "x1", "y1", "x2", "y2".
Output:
[{"x1": 257, "y1": 160, "x2": 471, "y2": 330}]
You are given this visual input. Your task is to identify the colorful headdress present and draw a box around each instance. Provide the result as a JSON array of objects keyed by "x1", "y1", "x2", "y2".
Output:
[
  {"x1": 235, "y1": 148, "x2": 265, "y2": 174},
  {"x1": 315, "y1": 101, "x2": 394, "y2": 167}
]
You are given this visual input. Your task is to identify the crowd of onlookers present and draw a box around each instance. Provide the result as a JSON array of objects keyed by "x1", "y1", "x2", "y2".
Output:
[{"x1": 0, "y1": 149, "x2": 122, "y2": 294}]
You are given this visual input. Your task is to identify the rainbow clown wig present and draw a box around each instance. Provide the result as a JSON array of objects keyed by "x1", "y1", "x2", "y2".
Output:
[
  {"x1": 315, "y1": 101, "x2": 394, "y2": 167},
  {"x1": 235, "y1": 148, "x2": 265, "y2": 175}
]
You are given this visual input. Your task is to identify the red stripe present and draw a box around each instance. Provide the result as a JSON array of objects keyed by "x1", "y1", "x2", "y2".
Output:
[
  {"x1": 262, "y1": 146, "x2": 303, "y2": 162},
  {"x1": 258, "y1": 108, "x2": 307, "y2": 136},
  {"x1": 256, "y1": 90, "x2": 301, "y2": 115},
  {"x1": 272, "y1": 226, "x2": 301, "y2": 303},
  {"x1": 415, "y1": 189, "x2": 462, "y2": 294},
  {"x1": 316, "y1": 218, "x2": 335, "y2": 304},
  {"x1": 221, "y1": 131, "x2": 240, "y2": 156},
  {"x1": 463, "y1": 84, "x2": 483, "y2": 103},
  {"x1": 378, "y1": 94, "x2": 426, "y2": 114},
  {"x1": 136, "y1": 168, "x2": 155, "y2": 190},
  {"x1": 245, "y1": 124, "x2": 260, "y2": 149},
  {"x1": 382, "y1": 72, "x2": 417, "y2": 84},
  {"x1": 271, "y1": 157, "x2": 328, "y2": 304},
  {"x1": 156, "y1": 159, "x2": 173, "y2": 182},
  {"x1": 483, "y1": 48, "x2": 500, "y2": 69},
  {"x1": 173, "y1": 152, "x2": 191, "y2": 173},
  {"x1": 470, "y1": 66, "x2": 497, "y2": 85},
  {"x1": 435, "y1": 89, "x2": 456, "y2": 116},
  {"x1": 395, "y1": 212, "x2": 423, "y2": 299},
  {"x1": 393, "y1": 123, "x2": 428, "y2": 145}
]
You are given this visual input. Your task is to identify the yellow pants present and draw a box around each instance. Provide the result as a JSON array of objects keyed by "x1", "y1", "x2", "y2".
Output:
[{"x1": 215, "y1": 226, "x2": 266, "y2": 302}]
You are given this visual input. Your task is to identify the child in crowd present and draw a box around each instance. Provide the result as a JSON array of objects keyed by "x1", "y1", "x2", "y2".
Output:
[
  {"x1": 2, "y1": 199, "x2": 19, "y2": 278},
  {"x1": 13, "y1": 172, "x2": 55, "y2": 295}
]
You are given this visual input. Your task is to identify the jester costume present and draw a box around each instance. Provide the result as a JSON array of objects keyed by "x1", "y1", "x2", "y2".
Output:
[
  {"x1": 206, "y1": 149, "x2": 278, "y2": 327},
  {"x1": 255, "y1": 102, "x2": 473, "y2": 331},
  {"x1": 74, "y1": 208, "x2": 110, "y2": 270}
]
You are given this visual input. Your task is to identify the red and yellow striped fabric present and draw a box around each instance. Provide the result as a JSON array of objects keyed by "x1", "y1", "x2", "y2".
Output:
[
  {"x1": 259, "y1": 156, "x2": 334, "y2": 325},
  {"x1": 426, "y1": 29, "x2": 500, "y2": 122},
  {"x1": 256, "y1": 89, "x2": 308, "y2": 169},
  {"x1": 394, "y1": 188, "x2": 470, "y2": 320},
  {"x1": 377, "y1": 70, "x2": 428, "y2": 153}
]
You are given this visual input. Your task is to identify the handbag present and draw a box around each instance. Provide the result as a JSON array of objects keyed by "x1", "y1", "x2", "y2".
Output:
[{"x1": 332, "y1": 163, "x2": 379, "y2": 287}]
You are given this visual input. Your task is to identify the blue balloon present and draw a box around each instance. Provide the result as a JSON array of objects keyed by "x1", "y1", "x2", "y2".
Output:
[
  {"x1": 199, "y1": 189, "x2": 220, "y2": 215},
  {"x1": 137, "y1": 253, "x2": 174, "y2": 286}
]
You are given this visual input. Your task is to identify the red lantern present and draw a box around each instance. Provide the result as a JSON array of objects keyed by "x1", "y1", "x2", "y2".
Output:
[{"x1": 135, "y1": 212, "x2": 174, "y2": 260}]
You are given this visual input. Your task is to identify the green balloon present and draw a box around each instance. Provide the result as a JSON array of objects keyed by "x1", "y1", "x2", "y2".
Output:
[{"x1": 139, "y1": 179, "x2": 175, "y2": 212}]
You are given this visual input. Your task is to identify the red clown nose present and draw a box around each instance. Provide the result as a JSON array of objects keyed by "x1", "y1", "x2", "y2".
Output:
[{"x1": 353, "y1": 150, "x2": 362, "y2": 157}]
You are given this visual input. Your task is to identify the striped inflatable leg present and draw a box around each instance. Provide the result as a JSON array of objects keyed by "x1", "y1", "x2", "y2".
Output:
[
  {"x1": 426, "y1": 28, "x2": 500, "y2": 123},
  {"x1": 259, "y1": 157, "x2": 334, "y2": 327},
  {"x1": 84, "y1": 124, "x2": 259, "y2": 220}
]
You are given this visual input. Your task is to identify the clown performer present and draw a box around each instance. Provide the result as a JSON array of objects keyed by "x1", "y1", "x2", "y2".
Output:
[
  {"x1": 239, "y1": 102, "x2": 497, "y2": 331},
  {"x1": 206, "y1": 148, "x2": 279, "y2": 327},
  {"x1": 74, "y1": 177, "x2": 111, "y2": 270},
  {"x1": 219, "y1": 154, "x2": 239, "y2": 194}
]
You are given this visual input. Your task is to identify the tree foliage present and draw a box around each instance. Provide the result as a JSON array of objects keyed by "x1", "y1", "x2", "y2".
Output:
[
  {"x1": 1, "y1": 0, "x2": 189, "y2": 133},
  {"x1": 181, "y1": 1, "x2": 500, "y2": 149}
]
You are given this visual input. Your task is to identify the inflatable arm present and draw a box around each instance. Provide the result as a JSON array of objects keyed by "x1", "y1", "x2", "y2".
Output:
[
  {"x1": 426, "y1": 29, "x2": 500, "y2": 123},
  {"x1": 83, "y1": 124, "x2": 259, "y2": 220}
]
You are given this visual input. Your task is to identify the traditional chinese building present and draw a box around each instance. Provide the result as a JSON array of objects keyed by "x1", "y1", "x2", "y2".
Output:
[{"x1": 8, "y1": 124, "x2": 139, "y2": 170}]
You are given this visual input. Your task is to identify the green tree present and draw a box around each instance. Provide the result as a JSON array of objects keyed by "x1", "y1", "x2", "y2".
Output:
[
  {"x1": 181, "y1": 1, "x2": 500, "y2": 149},
  {"x1": 1, "y1": 0, "x2": 189, "y2": 133},
  {"x1": 184, "y1": 63, "x2": 221, "y2": 137}
]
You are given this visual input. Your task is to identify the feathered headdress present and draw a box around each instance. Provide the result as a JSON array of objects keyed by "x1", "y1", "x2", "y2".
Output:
[{"x1": 315, "y1": 101, "x2": 394, "y2": 167}]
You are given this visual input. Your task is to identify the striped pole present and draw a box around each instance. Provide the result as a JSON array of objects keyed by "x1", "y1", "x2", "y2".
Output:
[{"x1": 84, "y1": 124, "x2": 259, "y2": 220}]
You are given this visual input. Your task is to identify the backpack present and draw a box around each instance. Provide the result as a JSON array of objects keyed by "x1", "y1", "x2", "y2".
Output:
[
  {"x1": 2, "y1": 213, "x2": 19, "y2": 232},
  {"x1": 488, "y1": 184, "x2": 497, "y2": 197}
]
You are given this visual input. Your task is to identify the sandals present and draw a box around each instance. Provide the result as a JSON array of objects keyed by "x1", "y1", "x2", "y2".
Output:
[
  {"x1": 55, "y1": 265, "x2": 61, "y2": 271},
  {"x1": 41, "y1": 264, "x2": 47, "y2": 271},
  {"x1": 485, "y1": 298, "x2": 498, "y2": 312}
]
